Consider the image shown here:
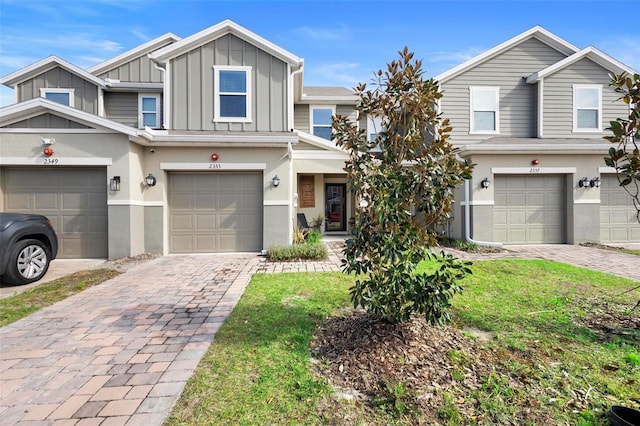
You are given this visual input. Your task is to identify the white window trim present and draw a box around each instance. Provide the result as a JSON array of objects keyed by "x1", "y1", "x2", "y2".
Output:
[
  {"x1": 213, "y1": 65, "x2": 252, "y2": 123},
  {"x1": 40, "y1": 88, "x2": 75, "y2": 107},
  {"x1": 310, "y1": 105, "x2": 335, "y2": 139},
  {"x1": 573, "y1": 84, "x2": 602, "y2": 133},
  {"x1": 138, "y1": 93, "x2": 161, "y2": 129},
  {"x1": 367, "y1": 115, "x2": 383, "y2": 142},
  {"x1": 469, "y1": 86, "x2": 500, "y2": 135}
]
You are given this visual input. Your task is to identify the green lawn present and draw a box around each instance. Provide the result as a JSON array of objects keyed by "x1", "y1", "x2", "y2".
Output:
[{"x1": 166, "y1": 259, "x2": 640, "y2": 425}]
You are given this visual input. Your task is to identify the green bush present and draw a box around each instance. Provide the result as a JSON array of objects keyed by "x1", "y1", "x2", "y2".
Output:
[
  {"x1": 267, "y1": 242, "x2": 328, "y2": 261},
  {"x1": 306, "y1": 230, "x2": 323, "y2": 244}
]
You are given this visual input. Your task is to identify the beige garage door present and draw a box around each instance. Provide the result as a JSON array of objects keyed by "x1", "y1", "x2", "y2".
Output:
[
  {"x1": 600, "y1": 175, "x2": 640, "y2": 243},
  {"x1": 169, "y1": 172, "x2": 263, "y2": 253},
  {"x1": 2, "y1": 167, "x2": 108, "y2": 258},
  {"x1": 493, "y1": 175, "x2": 565, "y2": 243}
]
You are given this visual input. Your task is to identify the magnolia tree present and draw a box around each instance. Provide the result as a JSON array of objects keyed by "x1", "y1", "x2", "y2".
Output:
[
  {"x1": 332, "y1": 48, "x2": 474, "y2": 325},
  {"x1": 604, "y1": 72, "x2": 640, "y2": 222}
]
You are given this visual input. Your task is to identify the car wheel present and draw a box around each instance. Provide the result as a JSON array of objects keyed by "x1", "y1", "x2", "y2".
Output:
[{"x1": 4, "y1": 239, "x2": 51, "y2": 285}]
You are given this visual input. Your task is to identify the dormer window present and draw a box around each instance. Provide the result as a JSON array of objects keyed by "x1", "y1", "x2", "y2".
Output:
[
  {"x1": 214, "y1": 66, "x2": 252, "y2": 122},
  {"x1": 139, "y1": 94, "x2": 161, "y2": 129},
  {"x1": 469, "y1": 86, "x2": 499, "y2": 134},
  {"x1": 40, "y1": 88, "x2": 74, "y2": 107},
  {"x1": 573, "y1": 85, "x2": 601, "y2": 132},
  {"x1": 311, "y1": 106, "x2": 335, "y2": 140}
]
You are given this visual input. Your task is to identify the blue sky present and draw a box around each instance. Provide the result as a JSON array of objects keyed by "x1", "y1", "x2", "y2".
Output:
[{"x1": 0, "y1": 0, "x2": 639, "y2": 107}]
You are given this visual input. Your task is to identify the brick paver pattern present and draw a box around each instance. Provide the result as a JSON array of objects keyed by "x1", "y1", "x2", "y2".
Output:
[{"x1": 1, "y1": 239, "x2": 637, "y2": 425}]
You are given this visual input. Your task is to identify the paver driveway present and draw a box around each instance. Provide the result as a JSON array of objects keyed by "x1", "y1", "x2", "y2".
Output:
[{"x1": 0, "y1": 254, "x2": 258, "y2": 425}]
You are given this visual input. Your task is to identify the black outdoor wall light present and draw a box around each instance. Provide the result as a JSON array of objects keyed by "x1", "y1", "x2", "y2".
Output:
[
  {"x1": 110, "y1": 176, "x2": 121, "y2": 191},
  {"x1": 578, "y1": 177, "x2": 590, "y2": 188},
  {"x1": 145, "y1": 173, "x2": 157, "y2": 187},
  {"x1": 272, "y1": 175, "x2": 280, "y2": 187},
  {"x1": 590, "y1": 177, "x2": 602, "y2": 188},
  {"x1": 481, "y1": 178, "x2": 491, "y2": 189}
]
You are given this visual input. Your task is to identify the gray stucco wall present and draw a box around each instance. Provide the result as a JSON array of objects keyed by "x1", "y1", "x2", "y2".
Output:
[
  {"x1": 144, "y1": 206, "x2": 164, "y2": 253},
  {"x1": 440, "y1": 37, "x2": 568, "y2": 144},
  {"x1": 170, "y1": 33, "x2": 288, "y2": 132},
  {"x1": 263, "y1": 205, "x2": 290, "y2": 247},
  {"x1": 543, "y1": 58, "x2": 629, "y2": 138},
  {"x1": 571, "y1": 203, "x2": 601, "y2": 244},
  {"x1": 17, "y1": 66, "x2": 99, "y2": 114}
]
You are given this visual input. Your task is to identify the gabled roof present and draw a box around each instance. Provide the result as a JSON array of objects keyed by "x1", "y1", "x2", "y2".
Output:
[
  {"x1": 148, "y1": 19, "x2": 303, "y2": 67},
  {"x1": 434, "y1": 26, "x2": 580, "y2": 84},
  {"x1": 87, "y1": 33, "x2": 181, "y2": 76},
  {"x1": 299, "y1": 86, "x2": 358, "y2": 104},
  {"x1": 0, "y1": 98, "x2": 138, "y2": 137},
  {"x1": 0, "y1": 56, "x2": 106, "y2": 88},
  {"x1": 526, "y1": 46, "x2": 637, "y2": 83}
]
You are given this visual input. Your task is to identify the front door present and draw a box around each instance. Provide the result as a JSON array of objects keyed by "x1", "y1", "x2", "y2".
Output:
[{"x1": 325, "y1": 183, "x2": 346, "y2": 232}]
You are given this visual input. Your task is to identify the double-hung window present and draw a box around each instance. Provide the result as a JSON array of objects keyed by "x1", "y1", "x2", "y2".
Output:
[
  {"x1": 310, "y1": 106, "x2": 335, "y2": 140},
  {"x1": 367, "y1": 116, "x2": 383, "y2": 142},
  {"x1": 40, "y1": 88, "x2": 74, "y2": 107},
  {"x1": 139, "y1": 94, "x2": 160, "y2": 129},
  {"x1": 470, "y1": 86, "x2": 499, "y2": 134},
  {"x1": 214, "y1": 66, "x2": 251, "y2": 122},
  {"x1": 573, "y1": 85, "x2": 601, "y2": 132}
]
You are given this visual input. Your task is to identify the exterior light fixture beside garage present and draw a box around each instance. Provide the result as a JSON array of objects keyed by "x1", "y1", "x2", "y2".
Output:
[
  {"x1": 272, "y1": 175, "x2": 280, "y2": 187},
  {"x1": 110, "y1": 176, "x2": 121, "y2": 192},
  {"x1": 481, "y1": 178, "x2": 491, "y2": 189},
  {"x1": 578, "y1": 177, "x2": 590, "y2": 188},
  {"x1": 145, "y1": 173, "x2": 157, "y2": 187},
  {"x1": 590, "y1": 177, "x2": 602, "y2": 188}
]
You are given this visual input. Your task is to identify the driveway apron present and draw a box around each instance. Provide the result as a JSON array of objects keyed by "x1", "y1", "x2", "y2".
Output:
[{"x1": 0, "y1": 254, "x2": 258, "y2": 425}]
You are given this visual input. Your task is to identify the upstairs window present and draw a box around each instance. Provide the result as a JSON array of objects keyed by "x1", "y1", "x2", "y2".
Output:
[
  {"x1": 470, "y1": 86, "x2": 499, "y2": 134},
  {"x1": 367, "y1": 116, "x2": 383, "y2": 142},
  {"x1": 573, "y1": 85, "x2": 601, "y2": 132},
  {"x1": 214, "y1": 66, "x2": 251, "y2": 122},
  {"x1": 40, "y1": 88, "x2": 74, "y2": 107},
  {"x1": 311, "y1": 106, "x2": 335, "y2": 140},
  {"x1": 139, "y1": 94, "x2": 160, "y2": 129}
]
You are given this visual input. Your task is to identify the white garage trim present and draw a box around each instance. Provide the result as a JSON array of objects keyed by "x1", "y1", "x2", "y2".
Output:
[
  {"x1": 492, "y1": 167, "x2": 576, "y2": 174},
  {"x1": 1, "y1": 157, "x2": 113, "y2": 166},
  {"x1": 107, "y1": 200, "x2": 164, "y2": 206},
  {"x1": 263, "y1": 200, "x2": 290, "y2": 206},
  {"x1": 460, "y1": 200, "x2": 494, "y2": 206},
  {"x1": 598, "y1": 167, "x2": 617, "y2": 174},
  {"x1": 160, "y1": 162, "x2": 266, "y2": 170},
  {"x1": 574, "y1": 199, "x2": 601, "y2": 204}
]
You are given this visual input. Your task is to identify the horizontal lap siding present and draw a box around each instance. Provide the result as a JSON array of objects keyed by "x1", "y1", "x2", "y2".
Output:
[
  {"x1": 17, "y1": 67, "x2": 99, "y2": 114},
  {"x1": 294, "y1": 105, "x2": 309, "y2": 133},
  {"x1": 543, "y1": 58, "x2": 629, "y2": 138},
  {"x1": 104, "y1": 92, "x2": 138, "y2": 127},
  {"x1": 171, "y1": 34, "x2": 287, "y2": 132},
  {"x1": 440, "y1": 38, "x2": 567, "y2": 144}
]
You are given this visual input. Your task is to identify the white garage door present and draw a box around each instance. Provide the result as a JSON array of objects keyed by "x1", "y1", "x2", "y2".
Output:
[
  {"x1": 168, "y1": 172, "x2": 263, "y2": 253},
  {"x1": 600, "y1": 175, "x2": 640, "y2": 243},
  {"x1": 493, "y1": 175, "x2": 565, "y2": 244},
  {"x1": 2, "y1": 167, "x2": 108, "y2": 258}
]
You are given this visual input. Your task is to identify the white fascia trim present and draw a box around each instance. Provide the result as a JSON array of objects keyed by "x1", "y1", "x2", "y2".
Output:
[
  {"x1": 0, "y1": 98, "x2": 139, "y2": 137},
  {"x1": 149, "y1": 20, "x2": 303, "y2": 66},
  {"x1": 459, "y1": 143, "x2": 612, "y2": 154},
  {"x1": 574, "y1": 199, "x2": 601, "y2": 204},
  {"x1": 598, "y1": 166, "x2": 617, "y2": 173},
  {"x1": 537, "y1": 79, "x2": 544, "y2": 138},
  {"x1": 160, "y1": 162, "x2": 266, "y2": 170},
  {"x1": 139, "y1": 128, "x2": 297, "y2": 144},
  {"x1": 527, "y1": 46, "x2": 637, "y2": 83},
  {"x1": 460, "y1": 200, "x2": 495, "y2": 206},
  {"x1": 296, "y1": 130, "x2": 347, "y2": 153},
  {"x1": 0, "y1": 129, "x2": 115, "y2": 134},
  {"x1": 292, "y1": 150, "x2": 349, "y2": 160},
  {"x1": 263, "y1": 200, "x2": 291, "y2": 206},
  {"x1": 87, "y1": 33, "x2": 181, "y2": 75},
  {"x1": 107, "y1": 200, "x2": 164, "y2": 207},
  {"x1": 492, "y1": 167, "x2": 577, "y2": 174},
  {"x1": 434, "y1": 26, "x2": 579, "y2": 84},
  {"x1": 0, "y1": 56, "x2": 106, "y2": 88},
  {"x1": 1, "y1": 157, "x2": 113, "y2": 166},
  {"x1": 104, "y1": 82, "x2": 164, "y2": 91},
  {"x1": 299, "y1": 95, "x2": 358, "y2": 104}
]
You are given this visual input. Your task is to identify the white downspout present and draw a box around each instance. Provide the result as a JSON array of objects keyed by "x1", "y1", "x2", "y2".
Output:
[
  {"x1": 464, "y1": 179, "x2": 502, "y2": 247},
  {"x1": 152, "y1": 61, "x2": 167, "y2": 129},
  {"x1": 288, "y1": 141, "x2": 294, "y2": 244}
]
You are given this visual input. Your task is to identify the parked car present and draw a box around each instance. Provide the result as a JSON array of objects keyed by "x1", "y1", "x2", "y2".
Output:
[{"x1": 0, "y1": 213, "x2": 58, "y2": 285}]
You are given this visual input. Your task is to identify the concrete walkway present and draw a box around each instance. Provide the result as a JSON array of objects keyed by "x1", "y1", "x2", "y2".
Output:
[{"x1": 1, "y1": 242, "x2": 638, "y2": 425}]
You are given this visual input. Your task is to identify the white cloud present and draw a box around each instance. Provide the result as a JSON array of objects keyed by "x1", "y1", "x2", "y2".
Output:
[
  {"x1": 423, "y1": 47, "x2": 486, "y2": 72},
  {"x1": 305, "y1": 62, "x2": 367, "y2": 87},
  {"x1": 292, "y1": 24, "x2": 351, "y2": 41}
]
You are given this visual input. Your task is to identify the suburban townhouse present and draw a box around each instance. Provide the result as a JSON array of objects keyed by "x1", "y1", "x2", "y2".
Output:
[{"x1": 0, "y1": 20, "x2": 637, "y2": 260}]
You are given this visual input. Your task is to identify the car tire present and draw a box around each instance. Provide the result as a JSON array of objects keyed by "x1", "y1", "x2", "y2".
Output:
[{"x1": 3, "y1": 239, "x2": 51, "y2": 285}]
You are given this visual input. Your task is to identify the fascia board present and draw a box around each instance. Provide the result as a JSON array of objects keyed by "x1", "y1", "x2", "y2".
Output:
[
  {"x1": 0, "y1": 98, "x2": 138, "y2": 136},
  {"x1": 458, "y1": 143, "x2": 612, "y2": 155},
  {"x1": 526, "y1": 47, "x2": 637, "y2": 83},
  {"x1": 0, "y1": 56, "x2": 106, "y2": 88},
  {"x1": 139, "y1": 128, "x2": 298, "y2": 144},
  {"x1": 149, "y1": 19, "x2": 302, "y2": 66},
  {"x1": 296, "y1": 130, "x2": 347, "y2": 153},
  {"x1": 87, "y1": 33, "x2": 181, "y2": 75},
  {"x1": 434, "y1": 26, "x2": 579, "y2": 84},
  {"x1": 299, "y1": 95, "x2": 358, "y2": 104}
]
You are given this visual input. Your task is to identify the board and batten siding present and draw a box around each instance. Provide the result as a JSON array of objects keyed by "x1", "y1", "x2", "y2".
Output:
[
  {"x1": 440, "y1": 37, "x2": 568, "y2": 144},
  {"x1": 17, "y1": 66, "x2": 99, "y2": 114},
  {"x1": 4, "y1": 113, "x2": 92, "y2": 129},
  {"x1": 104, "y1": 92, "x2": 139, "y2": 128},
  {"x1": 170, "y1": 34, "x2": 287, "y2": 132},
  {"x1": 97, "y1": 53, "x2": 166, "y2": 83},
  {"x1": 543, "y1": 58, "x2": 629, "y2": 138}
]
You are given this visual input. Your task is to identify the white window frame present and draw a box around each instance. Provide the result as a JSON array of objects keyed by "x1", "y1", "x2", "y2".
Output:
[
  {"x1": 310, "y1": 105, "x2": 335, "y2": 140},
  {"x1": 40, "y1": 88, "x2": 75, "y2": 107},
  {"x1": 469, "y1": 86, "x2": 500, "y2": 134},
  {"x1": 213, "y1": 65, "x2": 252, "y2": 123},
  {"x1": 367, "y1": 115, "x2": 383, "y2": 142},
  {"x1": 138, "y1": 93, "x2": 161, "y2": 129},
  {"x1": 573, "y1": 84, "x2": 602, "y2": 132}
]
